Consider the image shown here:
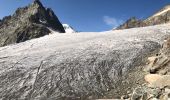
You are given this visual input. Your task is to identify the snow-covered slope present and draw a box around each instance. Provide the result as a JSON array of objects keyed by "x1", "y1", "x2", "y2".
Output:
[
  {"x1": 63, "y1": 24, "x2": 76, "y2": 33},
  {"x1": 0, "y1": 24, "x2": 170, "y2": 99}
]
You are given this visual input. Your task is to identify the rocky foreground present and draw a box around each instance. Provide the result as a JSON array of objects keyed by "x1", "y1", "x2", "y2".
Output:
[
  {"x1": 108, "y1": 36, "x2": 170, "y2": 100},
  {"x1": 0, "y1": 24, "x2": 170, "y2": 100}
]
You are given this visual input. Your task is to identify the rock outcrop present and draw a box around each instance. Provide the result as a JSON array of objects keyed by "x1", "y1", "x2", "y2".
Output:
[
  {"x1": 116, "y1": 17, "x2": 143, "y2": 29},
  {"x1": 116, "y1": 4, "x2": 170, "y2": 30},
  {"x1": 130, "y1": 37, "x2": 170, "y2": 100},
  {"x1": 109, "y1": 36, "x2": 170, "y2": 100},
  {"x1": 0, "y1": 23, "x2": 170, "y2": 99},
  {"x1": 0, "y1": 0, "x2": 65, "y2": 47}
]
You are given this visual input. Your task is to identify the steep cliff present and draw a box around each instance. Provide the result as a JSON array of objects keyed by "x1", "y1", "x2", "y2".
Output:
[{"x1": 0, "y1": 0, "x2": 65, "y2": 47}]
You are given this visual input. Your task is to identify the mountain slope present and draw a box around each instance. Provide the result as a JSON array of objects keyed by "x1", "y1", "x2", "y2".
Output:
[
  {"x1": 0, "y1": 23, "x2": 170, "y2": 99},
  {"x1": 63, "y1": 24, "x2": 77, "y2": 33},
  {"x1": 144, "y1": 5, "x2": 170, "y2": 25},
  {"x1": 0, "y1": 0, "x2": 65, "y2": 47},
  {"x1": 116, "y1": 17, "x2": 143, "y2": 29},
  {"x1": 116, "y1": 4, "x2": 170, "y2": 29}
]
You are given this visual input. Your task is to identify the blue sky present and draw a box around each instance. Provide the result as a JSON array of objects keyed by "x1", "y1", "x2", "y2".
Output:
[{"x1": 0, "y1": 0, "x2": 170, "y2": 32}]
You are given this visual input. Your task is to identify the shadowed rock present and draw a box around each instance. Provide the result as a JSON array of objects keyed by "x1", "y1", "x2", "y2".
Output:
[{"x1": 0, "y1": 0, "x2": 65, "y2": 47}]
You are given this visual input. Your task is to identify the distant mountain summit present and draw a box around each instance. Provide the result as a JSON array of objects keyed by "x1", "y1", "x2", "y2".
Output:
[
  {"x1": 0, "y1": 0, "x2": 65, "y2": 47},
  {"x1": 116, "y1": 4, "x2": 170, "y2": 29},
  {"x1": 62, "y1": 24, "x2": 77, "y2": 33}
]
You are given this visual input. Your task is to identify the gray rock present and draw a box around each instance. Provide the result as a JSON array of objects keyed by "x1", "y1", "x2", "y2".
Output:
[
  {"x1": 131, "y1": 87, "x2": 147, "y2": 100},
  {"x1": 0, "y1": 0, "x2": 65, "y2": 47},
  {"x1": 150, "y1": 98, "x2": 159, "y2": 100}
]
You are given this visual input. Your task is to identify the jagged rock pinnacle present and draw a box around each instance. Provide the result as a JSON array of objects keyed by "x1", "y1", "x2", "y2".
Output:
[
  {"x1": 33, "y1": 0, "x2": 43, "y2": 7},
  {"x1": 34, "y1": 0, "x2": 41, "y2": 3}
]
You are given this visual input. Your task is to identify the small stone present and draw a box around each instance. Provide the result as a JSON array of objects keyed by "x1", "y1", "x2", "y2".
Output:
[
  {"x1": 167, "y1": 72, "x2": 170, "y2": 75},
  {"x1": 136, "y1": 81, "x2": 139, "y2": 84},
  {"x1": 147, "y1": 94, "x2": 154, "y2": 99},
  {"x1": 88, "y1": 96, "x2": 93, "y2": 99},
  {"x1": 121, "y1": 95, "x2": 129, "y2": 99},
  {"x1": 159, "y1": 69, "x2": 167, "y2": 75},
  {"x1": 165, "y1": 88, "x2": 170, "y2": 93},
  {"x1": 131, "y1": 87, "x2": 146, "y2": 100},
  {"x1": 160, "y1": 94, "x2": 169, "y2": 100},
  {"x1": 149, "y1": 88, "x2": 162, "y2": 98},
  {"x1": 150, "y1": 69, "x2": 157, "y2": 74},
  {"x1": 145, "y1": 56, "x2": 158, "y2": 73},
  {"x1": 150, "y1": 98, "x2": 159, "y2": 100},
  {"x1": 127, "y1": 90, "x2": 131, "y2": 94},
  {"x1": 148, "y1": 56, "x2": 158, "y2": 67}
]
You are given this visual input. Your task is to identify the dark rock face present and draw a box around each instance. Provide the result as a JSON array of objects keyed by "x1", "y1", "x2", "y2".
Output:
[
  {"x1": 116, "y1": 5, "x2": 170, "y2": 30},
  {"x1": 0, "y1": 0, "x2": 65, "y2": 47}
]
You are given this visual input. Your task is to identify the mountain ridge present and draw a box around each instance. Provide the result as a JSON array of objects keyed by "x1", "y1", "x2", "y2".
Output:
[{"x1": 116, "y1": 4, "x2": 170, "y2": 30}]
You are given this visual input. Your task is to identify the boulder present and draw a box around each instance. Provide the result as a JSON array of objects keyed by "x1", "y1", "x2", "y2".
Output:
[{"x1": 145, "y1": 74, "x2": 170, "y2": 88}]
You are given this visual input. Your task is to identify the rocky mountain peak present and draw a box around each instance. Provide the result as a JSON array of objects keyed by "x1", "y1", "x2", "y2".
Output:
[
  {"x1": 33, "y1": 0, "x2": 43, "y2": 6},
  {"x1": 0, "y1": 0, "x2": 65, "y2": 47},
  {"x1": 32, "y1": 0, "x2": 45, "y2": 11}
]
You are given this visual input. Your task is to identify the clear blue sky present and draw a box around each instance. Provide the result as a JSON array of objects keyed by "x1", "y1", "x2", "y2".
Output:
[{"x1": 0, "y1": 0, "x2": 170, "y2": 32}]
